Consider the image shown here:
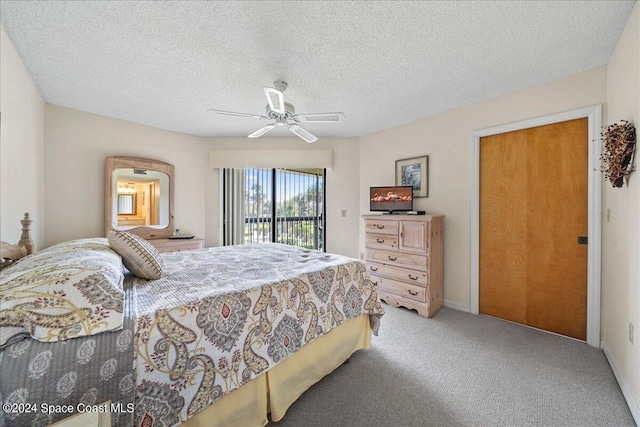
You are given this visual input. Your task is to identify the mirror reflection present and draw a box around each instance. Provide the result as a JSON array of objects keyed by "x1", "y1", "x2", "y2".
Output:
[
  {"x1": 117, "y1": 194, "x2": 136, "y2": 215},
  {"x1": 112, "y1": 168, "x2": 170, "y2": 229}
]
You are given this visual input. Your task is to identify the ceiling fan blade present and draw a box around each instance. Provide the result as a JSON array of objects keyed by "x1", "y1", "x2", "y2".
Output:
[
  {"x1": 292, "y1": 112, "x2": 346, "y2": 123},
  {"x1": 248, "y1": 124, "x2": 276, "y2": 138},
  {"x1": 263, "y1": 87, "x2": 285, "y2": 114},
  {"x1": 208, "y1": 109, "x2": 268, "y2": 119},
  {"x1": 288, "y1": 124, "x2": 318, "y2": 143}
]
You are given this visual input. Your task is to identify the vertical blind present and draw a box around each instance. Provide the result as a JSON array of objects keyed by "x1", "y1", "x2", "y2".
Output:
[{"x1": 222, "y1": 169, "x2": 246, "y2": 245}]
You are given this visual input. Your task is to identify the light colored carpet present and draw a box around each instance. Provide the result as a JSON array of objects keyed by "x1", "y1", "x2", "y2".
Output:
[{"x1": 271, "y1": 305, "x2": 635, "y2": 426}]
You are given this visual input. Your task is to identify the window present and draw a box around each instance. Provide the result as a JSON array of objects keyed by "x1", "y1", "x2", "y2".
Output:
[
  {"x1": 117, "y1": 194, "x2": 136, "y2": 215},
  {"x1": 223, "y1": 168, "x2": 325, "y2": 251}
]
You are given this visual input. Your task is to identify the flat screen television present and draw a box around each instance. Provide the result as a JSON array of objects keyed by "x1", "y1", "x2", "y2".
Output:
[{"x1": 370, "y1": 186, "x2": 413, "y2": 213}]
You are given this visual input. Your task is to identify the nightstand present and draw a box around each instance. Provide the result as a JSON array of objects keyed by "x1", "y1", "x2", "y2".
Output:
[{"x1": 149, "y1": 238, "x2": 204, "y2": 253}]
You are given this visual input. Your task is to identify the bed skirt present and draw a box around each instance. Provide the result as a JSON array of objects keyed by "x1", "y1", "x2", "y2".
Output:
[{"x1": 182, "y1": 314, "x2": 372, "y2": 427}]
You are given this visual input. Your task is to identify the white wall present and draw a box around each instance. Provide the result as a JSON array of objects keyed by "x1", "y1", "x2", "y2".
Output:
[
  {"x1": 602, "y1": 1, "x2": 640, "y2": 419},
  {"x1": 359, "y1": 66, "x2": 607, "y2": 310},
  {"x1": 43, "y1": 105, "x2": 207, "y2": 247},
  {"x1": 204, "y1": 137, "x2": 361, "y2": 258},
  {"x1": 42, "y1": 106, "x2": 360, "y2": 257},
  {"x1": 0, "y1": 25, "x2": 44, "y2": 248}
]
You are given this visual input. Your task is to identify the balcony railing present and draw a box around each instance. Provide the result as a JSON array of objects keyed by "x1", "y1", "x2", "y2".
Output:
[{"x1": 244, "y1": 215, "x2": 323, "y2": 250}]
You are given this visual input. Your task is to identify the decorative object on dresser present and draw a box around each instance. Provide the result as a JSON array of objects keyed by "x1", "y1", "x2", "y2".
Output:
[
  {"x1": 396, "y1": 155, "x2": 429, "y2": 198},
  {"x1": 0, "y1": 212, "x2": 34, "y2": 270},
  {"x1": 362, "y1": 213, "x2": 444, "y2": 318},
  {"x1": 105, "y1": 156, "x2": 203, "y2": 252}
]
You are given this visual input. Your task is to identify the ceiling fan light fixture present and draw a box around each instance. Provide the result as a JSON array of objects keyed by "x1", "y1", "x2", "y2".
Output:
[
  {"x1": 264, "y1": 87, "x2": 285, "y2": 114},
  {"x1": 288, "y1": 124, "x2": 318, "y2": 143},
  {"x1": 248, "y1": 124, "x2": 275, "y2": 138}
]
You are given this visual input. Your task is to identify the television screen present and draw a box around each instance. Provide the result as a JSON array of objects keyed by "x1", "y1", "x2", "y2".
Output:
[{"x1": 370, "y1": 186, "x2": 413, "y2": 213}]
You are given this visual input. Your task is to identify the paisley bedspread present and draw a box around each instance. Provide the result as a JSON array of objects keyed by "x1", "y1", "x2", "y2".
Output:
[{"x1": 133, "y1": 243, "x2": 384, "y2": 426}]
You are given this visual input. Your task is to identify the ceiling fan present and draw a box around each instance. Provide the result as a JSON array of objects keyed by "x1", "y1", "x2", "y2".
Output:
[{"x1": 208, "y1": 81, "x2": 345, "y2": 143}]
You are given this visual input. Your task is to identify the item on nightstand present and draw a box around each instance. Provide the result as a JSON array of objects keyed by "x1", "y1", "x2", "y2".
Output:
[{"x1": 169, "y1": 228, "x2": 194, "y2": 238}]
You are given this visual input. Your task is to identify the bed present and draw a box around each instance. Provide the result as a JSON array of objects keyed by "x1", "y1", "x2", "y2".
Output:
[{"x1": 0, "y1": 214, "x2": 384, "y2": 426}]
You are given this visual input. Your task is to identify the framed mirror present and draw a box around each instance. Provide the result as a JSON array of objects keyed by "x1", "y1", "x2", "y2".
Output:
[{"x1": 105, "y1": 156, "x2": 174, "y2": 239}]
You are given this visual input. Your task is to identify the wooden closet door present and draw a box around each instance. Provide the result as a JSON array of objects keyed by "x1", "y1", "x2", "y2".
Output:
[{"x1": 479, "y1": 118, "x2": 588, "y2": 340}]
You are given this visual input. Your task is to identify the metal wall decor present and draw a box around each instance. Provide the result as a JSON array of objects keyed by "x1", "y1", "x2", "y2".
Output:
[{"x1": 600, "y1": 120, "x2": 636, "y2": 187}]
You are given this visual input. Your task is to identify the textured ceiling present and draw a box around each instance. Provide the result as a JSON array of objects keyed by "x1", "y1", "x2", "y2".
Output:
[{"x1": 0, "y1": 1, "x2": 635, "y2": 139}]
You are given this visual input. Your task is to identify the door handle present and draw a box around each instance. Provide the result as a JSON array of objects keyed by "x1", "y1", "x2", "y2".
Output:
[
  {"x1": 408, "y1": 274, "x2": 418, "y2": 280},
  {"x1": 376, "y1": 238, "x2": 385, "y2": 243},
  {"x1": 388, "y1": 256, "x2": 397, "y2": 261},
  {"x1": 407, "y1": 290, "x2": 418, "y2": 296},
  {"x1": 376, "y1": 224, "x2": 385, "y2": 229},
  {"x1": 370, "y1": 266, "x2": 378, "y2": 272}
]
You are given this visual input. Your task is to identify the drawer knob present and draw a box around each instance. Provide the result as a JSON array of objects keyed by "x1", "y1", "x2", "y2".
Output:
[
  {"x1": 376, "y1": 224, "x2": 385, "y2": 229},
  {"x1": 388, "y1": 256, "x2": 397, "y2": 261},
  {"x1": 408, "y1": 274, "x2": 418, "y2": 280},
  {"x1": 372, "y1": 281, "x2": 378, "y2": 286},
  {"x1": 408, "y1": 290, "x2": 418, "y2": 296},
  {"x1": 376, "y1": 238, "x2": 385, "y2": 243},
  {"x1": 370, "y1": 266, "x2": 378, "y2": 272}
]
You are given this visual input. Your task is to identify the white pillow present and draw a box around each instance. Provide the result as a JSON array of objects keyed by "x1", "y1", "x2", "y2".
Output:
[{"x1": 108, "y1": 231, "x2": 164, "y2": 280}]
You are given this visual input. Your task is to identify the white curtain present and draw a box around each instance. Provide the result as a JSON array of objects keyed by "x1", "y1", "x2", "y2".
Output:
[{"x1": 223, "y1": 169, "x2": 246, "y2": 245}]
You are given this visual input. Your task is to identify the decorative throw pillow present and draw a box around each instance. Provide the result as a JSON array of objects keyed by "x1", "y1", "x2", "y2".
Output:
[{"x1": 108, "y1": 231, "x2": 164, "y2": 280}]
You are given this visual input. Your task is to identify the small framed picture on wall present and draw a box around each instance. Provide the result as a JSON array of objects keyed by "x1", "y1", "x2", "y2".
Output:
[{"x1": 395, "y1": 155, "x2": 428, "y2": 198}]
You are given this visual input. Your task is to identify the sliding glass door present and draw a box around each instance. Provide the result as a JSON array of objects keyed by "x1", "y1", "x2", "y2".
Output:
[{"x1": 223, "y1": 168, "x2": 325, "y2": 251}]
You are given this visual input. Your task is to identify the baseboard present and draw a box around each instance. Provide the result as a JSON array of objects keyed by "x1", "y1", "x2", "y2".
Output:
[
  {"x1": 443, "y1": 300, "x2": 470, "y2": 313},
  {"x1": 602, "y1": 343, "x2": 640, "y2": 425}
]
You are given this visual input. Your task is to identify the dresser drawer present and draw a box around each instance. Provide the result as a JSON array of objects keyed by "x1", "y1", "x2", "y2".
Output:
[
  {"x1": 365, "y1": 220, "x2": 399, "y2": 236},
  {"x1": 150, "y1": 238, "x2": 204, "y2": 253},
  {"x1": 365, "y1": 233, "x2": 398, "y2": 250},
  {"x1": 370, "y1": 274, "x2": 427, "y2": 303},
  {"x1": 366, "y1": 248, "x2": 427, "y2": 271},
  {"x1": 366, "y1": 261, "x2": 427, "y2": 286},
  {"x1": 157, "y1": 242, "x2": 201, "y2": 252}
]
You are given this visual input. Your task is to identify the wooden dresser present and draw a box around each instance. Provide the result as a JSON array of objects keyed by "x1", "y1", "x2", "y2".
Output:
[
  {"x1": 362, "y1": 214, "x2": 444, "y2": 318},
  {"x1": 149, "y1": 238, "x2": 204, "y2": 253}
]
